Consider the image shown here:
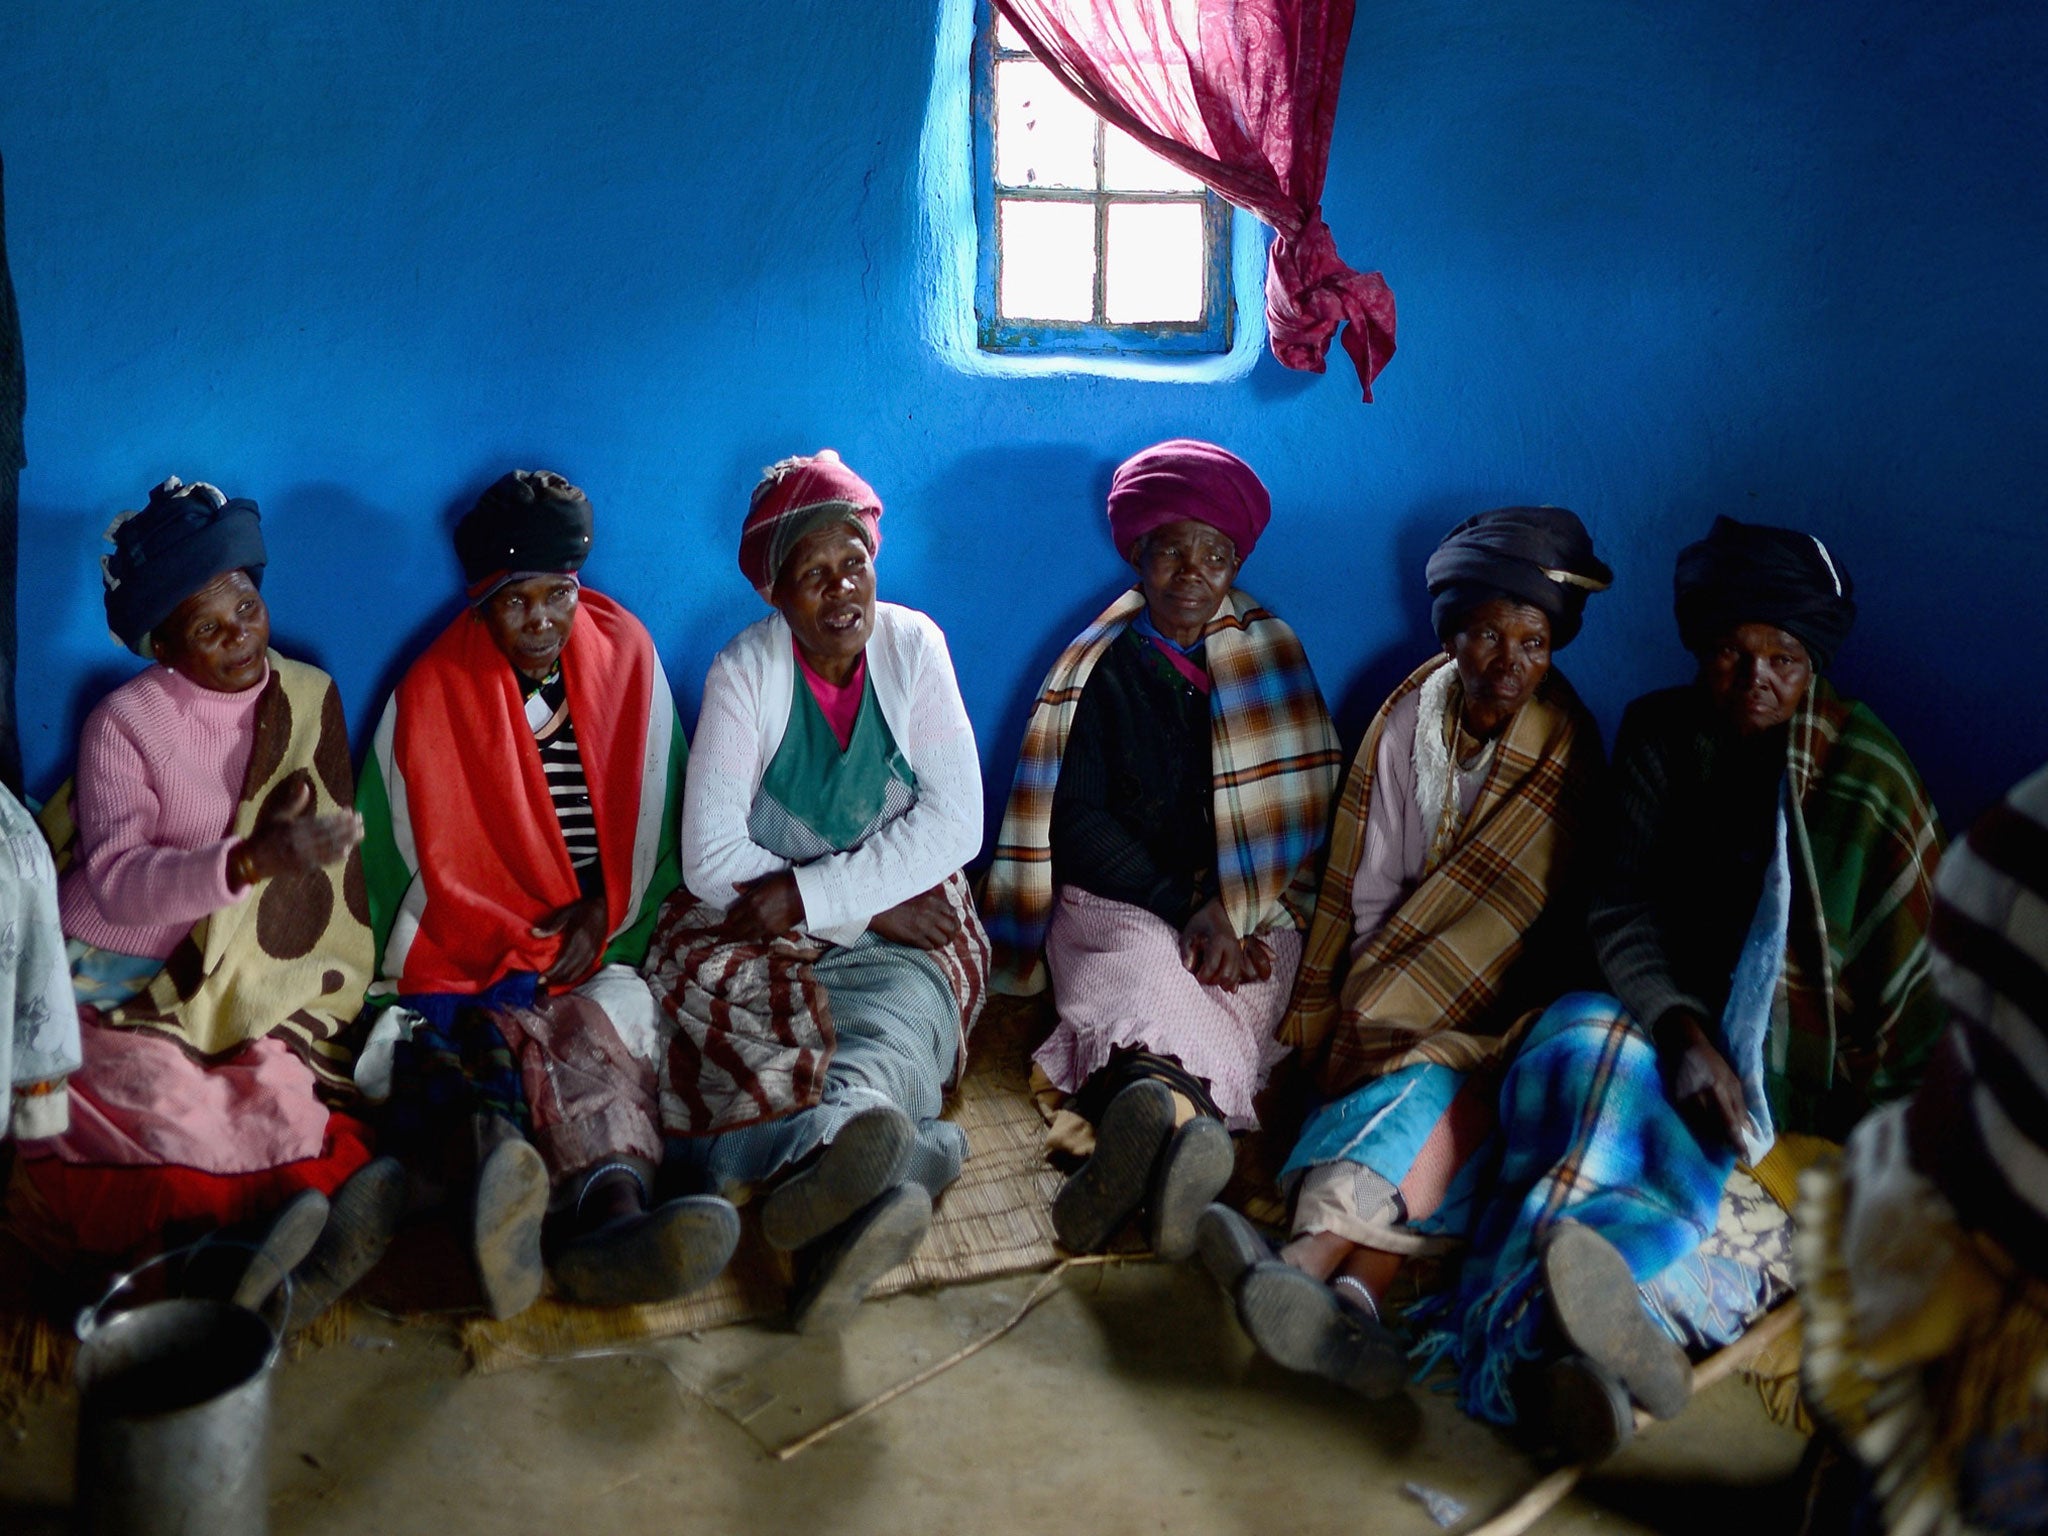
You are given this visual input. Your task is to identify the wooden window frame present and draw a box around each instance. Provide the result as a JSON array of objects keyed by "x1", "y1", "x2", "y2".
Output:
[{"x1": 971, "y1": 0, "x2": 1234, "y2": 356}]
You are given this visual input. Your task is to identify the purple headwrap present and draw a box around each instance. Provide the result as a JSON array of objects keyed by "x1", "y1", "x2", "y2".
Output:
[{"x1": 1106, "y1": 440, "x2": 1272, "y2": 565}]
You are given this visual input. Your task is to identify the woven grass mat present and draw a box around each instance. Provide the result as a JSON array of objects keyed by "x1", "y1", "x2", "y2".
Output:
[{"x1": 462, "y1": 994, "x2": 1072, "y2": 1374}]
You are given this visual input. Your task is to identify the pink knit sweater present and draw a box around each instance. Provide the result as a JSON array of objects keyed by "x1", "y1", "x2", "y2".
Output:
[{"x1": 58, "y1": 662, "x2": 267, "y2": 960}]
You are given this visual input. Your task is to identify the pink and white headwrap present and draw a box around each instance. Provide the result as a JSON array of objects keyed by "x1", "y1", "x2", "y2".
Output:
[
  {"x1": 738, "y1": 449, "x2": 883, "y2": 599},
  {"x1": 1105, "y1": 439, "x2": 1272, "y2": 565}
]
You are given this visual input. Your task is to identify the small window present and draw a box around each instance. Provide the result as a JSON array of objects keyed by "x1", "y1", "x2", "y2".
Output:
[{"x1": 973, "y1": 5, "x2": 1233, "y2": 356}]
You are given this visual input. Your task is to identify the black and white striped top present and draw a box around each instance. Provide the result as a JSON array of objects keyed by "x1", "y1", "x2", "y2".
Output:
[
  {"x1": 1910, "y1": 759, "x2": 2048, "y2": 1279},
  {"x1": 524, "y1": 669, "x2": 601, "y2": 891}
]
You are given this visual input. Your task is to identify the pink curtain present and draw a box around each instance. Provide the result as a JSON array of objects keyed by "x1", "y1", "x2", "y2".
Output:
[{"x1": 995, "y1": 0, "x2": 1394, "y2": 400}]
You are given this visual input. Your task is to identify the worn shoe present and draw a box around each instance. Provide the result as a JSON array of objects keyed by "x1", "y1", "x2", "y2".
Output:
[
  {"x1": 202, "y1": 1187, "x2": 331, "y2": 1311},
  {"x1": 1235, "y1": 1261, "x2": 1407, "y2": 1398},
  {"x1": 1051, "y1": 1079, "x2": 1175, "y2": 1254},
  {"x1": 1144, "y1": 1116, "x2": 1235, "y2": 1262},
  {"x1": 286, "y1": 1157, "x2": 408, "y2": 1330},
  {"x1": 552, "y1": 1195, "x2": 741, "y2": 1308},
  {"x1": 1194, "y1": 1204, "x2": 1274, "y2": 1296},
  {"x1": 761, "y1": 1105, "x2": 916, "y2": 1253},
  {"x1": 1540, "y1": 1221, "x2": 1692, "y2": 1420},
  {"x1": 473, "y1": 1137, "x2": 549, "y2": 1320},
  {"x1": 789, "y1": 1183, "x2": 932, "y2": 1336},
  {"x1": 1539, "y1": 1353, "x2": 1637, "y2": 1464}
]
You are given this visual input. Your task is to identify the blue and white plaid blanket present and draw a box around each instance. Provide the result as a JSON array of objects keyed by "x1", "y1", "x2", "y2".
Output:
[{"x1": 1418, "y1": 991, "x2": 1734, "y2": 1424}]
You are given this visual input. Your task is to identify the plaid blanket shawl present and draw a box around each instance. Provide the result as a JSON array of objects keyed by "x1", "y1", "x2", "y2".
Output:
[
  {"x1": 983, "y1": 587, "x2": 1340, "y2": 992},
  {"x1": 1419, "y1": 992, "x2": 1733, "y2": 1425},
  {"x1": 1281, "y1": 656, "x2": 1602, "y2": 1100},
  {"x1": 1428, "y1": 681, "x2": 1946, "y2": 1425},
  {"x1": 40, "y1": 655, "x2": 372, "y2": 1099},
  {"x1": 1774, "y1": 677, "x2": 1945, "y2": 1133},
  {"x1": 648, "y1": 870, "x2": 989, "y2": 1134}
]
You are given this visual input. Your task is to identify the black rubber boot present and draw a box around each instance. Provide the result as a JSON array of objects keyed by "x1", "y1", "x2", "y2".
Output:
[
  {"x1": 789, "y1": 1183, "x2": 932, "y2": 1335},
  {"x1": 1235, "y1": 1261, "x2": 1408, "y2": 1399},
  {"x1": 1051, "y1": 1079, "x2": 1175, "y2": 1254},
  {"x1": 760, "y1": 1105, "x2": 916, "y2": 1253},
  {"x1": 1540, "y1": 1221, "x2": 1692, "y2": 1420},
  {"x1": 200, "y1": 1187, "x2": 331, "y2": 1311},
  {"x1": 1194, "y1": 1203, "x2": 1273, "y2": 1296},
  {"x1": 286, "y1": 1157, "x2": 407, "y2": 1329},
  {"x1": 551, "y1": 1195, "x2": 742, "y2": 1308},
  {"x1": 472, "y1": 1131, "x2": 549, "y2": 1321},
  {"x1": 1144, "y1": 1115, "x2": 1235, "y2": 1262},
  {"x1": 1538, "y1": 1353, "x2": 1637, "y2": 1463}
]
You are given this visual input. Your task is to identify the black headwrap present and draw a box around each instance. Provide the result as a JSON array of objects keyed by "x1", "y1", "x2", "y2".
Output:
[
  {"x1": 101, "y1": 478, "x2": 266, "y2": 657},
  {"x1": 454, "y1": 469, "x2": 594, "y2": 602},
  {"x1": 1425, "y1": 505, "x2": 1613, "y2": 648},
  {"x1": 1673, "y1": 515, "x2": 1856, "y2": 671}
]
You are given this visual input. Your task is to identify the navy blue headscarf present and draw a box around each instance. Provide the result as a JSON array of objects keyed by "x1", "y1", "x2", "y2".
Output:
[
  {"x1": 1425, "y1": 506, "x2": 1612, "y2": 648},
  {"x1": 454, "y1": 469, "x2": 594, "y2": 604},
  {"x1": 1673, "y1": 516, "x2": 1857, "y2": 671},
  {"x1": 102, "y1": 478, "x2": 266, "y2": 657}
]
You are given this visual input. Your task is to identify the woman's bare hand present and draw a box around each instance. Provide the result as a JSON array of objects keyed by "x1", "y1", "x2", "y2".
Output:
[
  {"x1": 720, "y1": 871, "x2": 807, "y2": 942},
  {"x1": 868, "y1": 885, "x2": 961, "y2": 950},
  {"x1": 233, "y1": 780, "x2": 364, "y2": 887},
  {"x1": 1657, "y1": 1008, "x2": 1750, "y2": 1148},
  {"x1": 532, "y1": 892, "x2": 609, "y2": 992},
  {"x1": 1180, "y1": 896, "x2": 1257, "y2": 992}
]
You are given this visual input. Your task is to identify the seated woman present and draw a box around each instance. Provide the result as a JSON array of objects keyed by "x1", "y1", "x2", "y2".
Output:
[
  {"x1": 11, "y1": 479, "x2": 400, "y2": 1323},
  {"x1": 1197, "y1": 507, "x2": 1611, "y2": 1394},
  {"x1": 983, "y1": 441, "x2": 1341, "y2": 1261},
  {"x1": 1800, "y1": 762, "x2": 2048, "y2": 1536},
  {"x1": 646, "y1": 450, "x2": 989, "y2": 1334},
  {"x1": 1433, "y1": 516, "x2": 1945, "y2": 1459},
  {"x1": 359, "y1": 470, "x2": 735, "y2": 1317}
]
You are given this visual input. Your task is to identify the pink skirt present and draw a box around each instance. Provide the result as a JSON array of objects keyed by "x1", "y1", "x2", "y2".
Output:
[
  {"x1": 14, "y1": 1014, "x2": 368, "y2": 1262},
  {"x1": 1035, "y1": 886, "x2": 1299, "y2": 1130},
  {"x1": 30, "y1": 1014, "x2": 331, "y2": 1174}
]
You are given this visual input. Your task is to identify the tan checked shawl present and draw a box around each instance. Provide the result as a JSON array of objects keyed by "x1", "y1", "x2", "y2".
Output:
[
  {"x1": 983, "y1": 587, "x2": 1341, "y2": 993},
  {"x1": 651, "y1": 870, "x2": 989, "y2": 1134},
  {"x1": 1281, "y1": 655, "x2": 1601, "y2": 1100},
  {"x1": 42, "y1": 654, "x2": 372, "y2": 1098}
]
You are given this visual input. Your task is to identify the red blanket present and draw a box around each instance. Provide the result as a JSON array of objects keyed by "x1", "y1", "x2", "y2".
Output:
[{"x1": 386, "y1": 591, "x2": 660, "y2": 994}]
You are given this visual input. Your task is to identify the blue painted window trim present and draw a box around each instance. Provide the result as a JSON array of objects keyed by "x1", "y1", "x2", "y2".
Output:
[{"x1": 970, "y1": 0, "x2": 1234, "y2": 357}]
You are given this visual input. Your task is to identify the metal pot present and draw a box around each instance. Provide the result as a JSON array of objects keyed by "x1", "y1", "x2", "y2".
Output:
[{"x1": 72, "y1": 1249, "x2": 286, "y2": 1536}]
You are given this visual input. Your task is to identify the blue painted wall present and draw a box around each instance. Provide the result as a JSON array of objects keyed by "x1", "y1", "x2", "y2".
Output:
[{"x1": 2, "y1": 0, "x2": 2043, "y2": 836}]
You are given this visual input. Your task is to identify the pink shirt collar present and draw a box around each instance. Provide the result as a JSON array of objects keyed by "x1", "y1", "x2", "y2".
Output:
[
  {"x1": 157, "y1": 657, "x2": 272, "y2": 718},
  {"x1": 794, "y1": 640, "x2": 866, "y2": 751}
]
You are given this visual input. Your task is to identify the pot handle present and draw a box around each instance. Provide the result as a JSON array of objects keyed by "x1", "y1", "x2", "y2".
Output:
[{"x1": 76, "y1": 1241, "x2": 291, "y2": 1366}]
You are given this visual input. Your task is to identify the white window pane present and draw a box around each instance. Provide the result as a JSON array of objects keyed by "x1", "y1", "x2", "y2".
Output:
[
  {"x1": 994, "y1": 59, "x2": 1097, "y2": 190},
  {"x1": 995, "y1": 12, "x2": 1028, "y2": 51},
  {"x1": 1103, "y1": 125, "x2": 1204, "y2": 192},
  {"x1": 1104, "y1": 201, "x2": 1205, "y2": 323},
  {"x1": 999, "y1": 199, "x2": 1097, "y2": 321}
]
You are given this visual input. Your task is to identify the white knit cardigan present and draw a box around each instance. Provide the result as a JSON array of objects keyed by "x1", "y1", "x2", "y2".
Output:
[{"x1": 680, "y1": 602, "x2": 983, "y2": 947}]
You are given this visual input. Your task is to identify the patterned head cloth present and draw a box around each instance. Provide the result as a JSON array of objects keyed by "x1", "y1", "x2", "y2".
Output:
[
  {"x1": 1105, "y1": 439, "x2": 1272, "y2": 566},
  {"x1": 454, "y1": 469, "x2": 594, "y2": 604},
  {"x1": 1673, "y1": 515, "x2": 1856, "y2": 671},
  {"x1": 1424, "y1": 505, "x2": 1612, "y2": 648},
  {"x1": 738, "y1": 449, "x2": 883, "y2": 599},
  {"x1": 1909, "y1": 761, "x2": 2048, "y2": 1279},
  {"x1": 101, "y1": 477, "x2": 267, "y2": 657}
]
